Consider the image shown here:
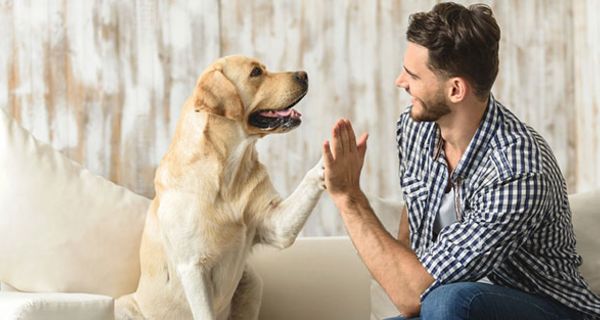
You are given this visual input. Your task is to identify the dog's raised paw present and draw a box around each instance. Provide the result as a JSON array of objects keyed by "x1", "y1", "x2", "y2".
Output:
[
  {"x1": 307, "y1": 158, "x2": 326, "y2": 190},
  {"x1": 317, "y1": 166, "x2": 326, "y2": 190}
]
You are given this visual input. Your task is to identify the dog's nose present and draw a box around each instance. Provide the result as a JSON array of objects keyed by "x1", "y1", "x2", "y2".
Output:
[{"x1": 294, "y1": 71, "x2": 308, "y2": 87}]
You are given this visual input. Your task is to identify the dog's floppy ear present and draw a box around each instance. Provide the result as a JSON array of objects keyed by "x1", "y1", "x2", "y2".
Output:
[{"x1": 194, "y1": 69, "x2": 244, "y2": 120}]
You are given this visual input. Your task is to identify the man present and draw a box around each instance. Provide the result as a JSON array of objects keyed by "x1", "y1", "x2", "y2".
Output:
[{"x1": 322, "y1": 2, "x2": 600, "y2": 319}]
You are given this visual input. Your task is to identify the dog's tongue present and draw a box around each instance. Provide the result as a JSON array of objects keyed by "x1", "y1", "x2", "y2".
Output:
[{"x1": 259, "y1": 109, "x2": 302, "y2": 118}]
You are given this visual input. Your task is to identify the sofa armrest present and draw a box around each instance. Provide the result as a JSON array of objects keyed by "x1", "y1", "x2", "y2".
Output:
[
  {"x1": 0, "y1": 282, "x2": 17, "y2": 292},
  {"x1": 250, "y1": 236, "x2": 371, "y2": 320},
  {"x1": 0, "y1": 292, "x2": 113, "y2": 320}
]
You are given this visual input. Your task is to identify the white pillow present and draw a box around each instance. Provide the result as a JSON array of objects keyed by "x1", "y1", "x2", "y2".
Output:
[
  {"x1": 0, "y1": 108, "x2": 150, "y2": 298},
  {"x1": 570, "y1": 190, "x2": 600, "y2": 294}
]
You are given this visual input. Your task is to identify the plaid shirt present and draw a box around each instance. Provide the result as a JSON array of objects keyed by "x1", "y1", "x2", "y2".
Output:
[{"x1": 396, "y1": 95, "x2": 600, "y2": 319}]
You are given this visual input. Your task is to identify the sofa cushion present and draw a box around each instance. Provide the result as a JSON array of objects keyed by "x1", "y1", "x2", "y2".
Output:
[
  {"x1": 367, "y1": 196, "x2": 403, "y2": 319},
  {"x1": 370, "y1": 281, "x2": 398, "y2": 320},
  {"x1": 250, "y1": 236, "x2": 371, "y2": 320},
  {"x1": 0, "y1": 292, "x2": 113, "y2": 320},
  {"x1": 0, "y1": 108, "x2": 150, "y2": 298},
  {"x1": 570, "y1": 190, "x2": 600, "y2": 294}
]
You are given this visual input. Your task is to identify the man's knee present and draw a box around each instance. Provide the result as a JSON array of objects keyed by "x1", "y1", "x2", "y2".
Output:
[{"x1": 420, "y1": 282, "x2": 478, "y2": 319}]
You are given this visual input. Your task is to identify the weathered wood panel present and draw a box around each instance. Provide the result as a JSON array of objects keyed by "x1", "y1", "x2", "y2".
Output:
[
  {"x1": 491, "y1": 0, "x2": 577, "y2": 191},
  {"x1": 574, "y1": 0, "x2": 600, "y2": 193},
  {"x1": 0, "y1": 0, "x2": 597, "y2": 235},
  {"x1": 0, "y1": 0, "x2": 221, "y2": 197}
]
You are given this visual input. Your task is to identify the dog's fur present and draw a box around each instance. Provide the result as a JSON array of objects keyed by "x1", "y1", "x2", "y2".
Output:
[{"x1": 115, "y1": 56, "x2": 324, "y2": 320}]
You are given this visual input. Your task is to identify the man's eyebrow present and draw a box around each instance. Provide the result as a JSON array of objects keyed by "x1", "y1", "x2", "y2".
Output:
[{"x1": 404, "y1": 66, "x2": 419, "y2": 79}]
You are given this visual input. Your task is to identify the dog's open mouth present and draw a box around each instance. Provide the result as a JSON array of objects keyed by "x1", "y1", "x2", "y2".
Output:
[{"x1": 248, "y1": 93, "x2": 306, "y2": 130}]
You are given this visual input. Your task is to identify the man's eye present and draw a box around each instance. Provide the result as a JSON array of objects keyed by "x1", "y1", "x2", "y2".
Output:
[{"x1": 250, "y1": 67, "x2": 262, "y2": 77}]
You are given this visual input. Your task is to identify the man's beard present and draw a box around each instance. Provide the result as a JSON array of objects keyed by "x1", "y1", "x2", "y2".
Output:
[{"x1": 409, "y1": 89, "x2": 450, "y2": 122}]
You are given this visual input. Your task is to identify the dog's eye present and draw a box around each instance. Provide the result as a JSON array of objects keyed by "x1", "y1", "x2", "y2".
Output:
[{"x1": 250, "y1": 67, "x2": 262, "y2": 77}]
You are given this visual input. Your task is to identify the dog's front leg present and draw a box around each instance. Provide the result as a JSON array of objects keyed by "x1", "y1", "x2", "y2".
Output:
[
  {"x1": 176, "y1": 262, "x2": 215, "y2": 320},
  {"x1": 258, "y1": 158, "x2": 325, "y2": 248},
  {"x1": 159, "y1": 193, "x2": 216, "y2": 320}
]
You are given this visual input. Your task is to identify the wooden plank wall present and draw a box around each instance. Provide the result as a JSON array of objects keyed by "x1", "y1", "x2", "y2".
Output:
[{"x1": 0, "y1": 0, "x2": 598, "y2": 236}]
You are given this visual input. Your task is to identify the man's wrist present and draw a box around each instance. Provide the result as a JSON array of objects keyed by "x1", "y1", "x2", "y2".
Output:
[{"x1": 331, "y1": 189, "x2": 368, "y2": 211}]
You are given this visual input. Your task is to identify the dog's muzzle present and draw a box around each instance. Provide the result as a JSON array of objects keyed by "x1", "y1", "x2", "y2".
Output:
[{"x1": 248, "y1": 72, "x2": 308, "y2": 131}]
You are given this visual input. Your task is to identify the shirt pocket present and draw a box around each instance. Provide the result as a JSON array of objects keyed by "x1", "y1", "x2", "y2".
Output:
[
  {"x1": 401, "y1": 174, "x2": 429, "y2": 202},
  {"x1": 401, "y1": 173, "x2": 429, "y2": 232}
]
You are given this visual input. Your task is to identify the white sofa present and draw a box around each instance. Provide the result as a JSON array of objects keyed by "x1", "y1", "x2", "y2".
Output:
[
  {"x1": 0, "y1": 237, "x2": 373, "y2": 320},
  {"x1": 1, "y1": 107, "x2": 599, "y2": 320}
]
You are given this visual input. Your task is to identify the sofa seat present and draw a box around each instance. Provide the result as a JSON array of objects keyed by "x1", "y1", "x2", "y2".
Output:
[
  {"x1": 1, "y1": 236, "x2": 371, "y2": 320},
  {"x1": 250, "y1": 236, "x2": 372, "y2": 320},
  {"x1": 0, "y1": 292, "x2": 113, "y2": 320}
]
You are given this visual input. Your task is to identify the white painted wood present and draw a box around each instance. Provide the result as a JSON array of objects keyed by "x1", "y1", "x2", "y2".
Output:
[
  {"x1": 574, "y1": 0, "x2": 600, "y2": 193},
  {"x1": 0, "y1": 0, "x2": 597, "y2": 235}
]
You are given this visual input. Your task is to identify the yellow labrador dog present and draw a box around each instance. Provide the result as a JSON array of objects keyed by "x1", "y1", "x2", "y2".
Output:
[{"x1": 115, "y1": 55, "x2": 324, "y2": 320}]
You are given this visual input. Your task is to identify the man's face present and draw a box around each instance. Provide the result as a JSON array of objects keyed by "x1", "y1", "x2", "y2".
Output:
[{"x1": 395, "y1": 42, "x2": 450, "y2": 122}]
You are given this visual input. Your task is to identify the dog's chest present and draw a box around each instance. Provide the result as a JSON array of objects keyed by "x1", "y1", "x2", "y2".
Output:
[{"x1": 211, "y1": 229, "x2": 256, "y2": 311}]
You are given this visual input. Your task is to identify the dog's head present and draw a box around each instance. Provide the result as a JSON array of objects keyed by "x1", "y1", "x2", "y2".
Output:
[{"x1": 193, "y1": 55, "x2": 308, "y2": 136}]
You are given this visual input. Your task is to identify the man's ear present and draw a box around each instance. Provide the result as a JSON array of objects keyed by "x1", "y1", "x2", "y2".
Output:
[
  {"x1": 447, "y1": 77, "x2": 468, "y2": 103},
  {"x1": 194, "y1": 69, "x2": 243, "y2": 120}
]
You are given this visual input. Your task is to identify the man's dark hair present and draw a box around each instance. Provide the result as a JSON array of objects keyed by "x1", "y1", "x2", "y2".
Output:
[{"x1": 407, "y1": 2, "x2": 501, "y2": 98}]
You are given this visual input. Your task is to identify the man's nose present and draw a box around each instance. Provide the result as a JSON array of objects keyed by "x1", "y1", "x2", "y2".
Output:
[{"x1": 395, "y1": 72, "x2": 408, "y2": 89}]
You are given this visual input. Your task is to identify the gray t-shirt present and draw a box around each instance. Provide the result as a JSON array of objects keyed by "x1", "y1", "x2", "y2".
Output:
[{"x1": 433, "y1": 188, "x2": 457, "y2": 236}]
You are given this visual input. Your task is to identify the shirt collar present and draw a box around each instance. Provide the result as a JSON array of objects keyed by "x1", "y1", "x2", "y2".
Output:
[{"x1": 428, "y1": 94, "x2": 499, "y2": 181}]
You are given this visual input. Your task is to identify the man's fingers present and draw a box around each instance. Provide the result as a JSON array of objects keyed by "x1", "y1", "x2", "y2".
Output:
[
  {"x1": 331, "y1": 120, "x2": 347, "y2": 159},
  {"x1": 339, "y1": 119, "x2": 350, "y2": 154},
  {"x1": 357, "y1": 132, "x2": 369, "y2": 161},
  {"x1": 332, "y1": 123, "x2": 344, "y2": 158},
  {"x1": 344, "y1": 119, "x2": 358, "y2": 152},
  {"x1": 329, "y1": 119, "x2": 363, "y2": 160},
  {"x1": 323, "y1": 140, "x2": 334, "y2": 167},
  {"x1": 357, "y1": 132, "x2": 368, "y2": 148}
]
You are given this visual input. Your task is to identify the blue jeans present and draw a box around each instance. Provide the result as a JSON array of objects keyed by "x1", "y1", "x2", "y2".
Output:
[{"x1": 384, "y1": 282, "x2": 583, "y2": 320}]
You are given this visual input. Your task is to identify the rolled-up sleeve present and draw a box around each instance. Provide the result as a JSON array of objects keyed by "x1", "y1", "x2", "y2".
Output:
[{"x1": 417, "y1": 172, "x2": 548, "y2": 300}]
